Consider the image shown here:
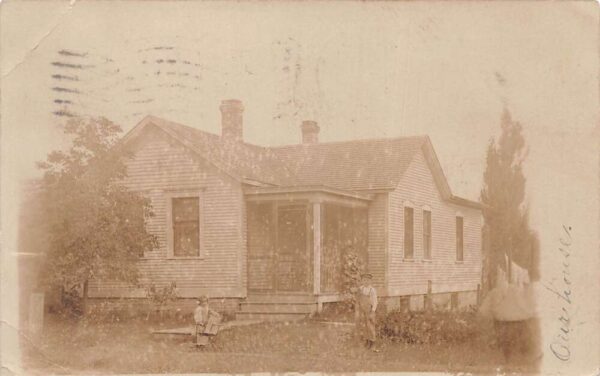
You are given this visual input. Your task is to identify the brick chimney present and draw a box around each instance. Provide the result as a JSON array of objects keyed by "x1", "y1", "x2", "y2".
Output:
[
  {"x1": 220, "y1": 99, "x2": 244, "y2": 142},
  {"x1": 301, "y1": 120, "x2": 319, "y2": 144}
]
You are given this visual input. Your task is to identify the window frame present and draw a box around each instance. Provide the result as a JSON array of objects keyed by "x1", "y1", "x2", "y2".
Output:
[
  {"x1": 403, "y1": 205, "x2": 415, "y2": 259},
  {"x1": 166, "y1": 191, "x2": 205, "y2": 259},
  {"x1": 455, "y1": 215, "x2": 464, "y2": 262},
  {"x1": 422, "y1": 208, "x2": 432, "y2": 260}
]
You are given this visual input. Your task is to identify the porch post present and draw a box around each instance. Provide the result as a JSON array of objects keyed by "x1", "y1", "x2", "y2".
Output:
[{"x1": 313, "y1": 202, "x2": 321, "y2": 297}]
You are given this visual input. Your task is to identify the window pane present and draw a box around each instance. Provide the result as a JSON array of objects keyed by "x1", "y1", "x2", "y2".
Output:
[
  {"x1": 174, "y1": 222, "x2": 199, "y2": 257},
  {"x1": 423, "y1": 211, "x2": 431, "y2": 234},
  {"x1": 456, "y1": 217, "x2": 464, "y2": 261},
  {"x1": 404, "y1": 207, "x2": 414, "y2": 258},
  {"x1": 172, "y1": 197, "x2": 200, "y2": 257},
  {"x1": 423, "y1": 210, "x2": 431, "y2": 259},
  {"x1": 173, "y1": 197, "x2": 199, "y2": 222}
]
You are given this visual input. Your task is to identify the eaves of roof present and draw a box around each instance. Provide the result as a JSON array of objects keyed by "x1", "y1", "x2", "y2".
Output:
[{"x1": 244, "y1": 184, "x2": 374, "y2": 201}]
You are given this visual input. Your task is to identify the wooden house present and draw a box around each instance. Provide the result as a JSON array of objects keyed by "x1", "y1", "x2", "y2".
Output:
[{"x1": 88, "y1": 99, "x2": 483, "y2": 319}]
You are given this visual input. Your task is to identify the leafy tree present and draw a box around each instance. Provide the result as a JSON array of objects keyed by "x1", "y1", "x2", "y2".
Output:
[
  {"x1": 480, "y1": 109, "x2": 536, "y2": 290},
  {"x1": 37, "y1": 117, "x2": 157, "y2": 314}
]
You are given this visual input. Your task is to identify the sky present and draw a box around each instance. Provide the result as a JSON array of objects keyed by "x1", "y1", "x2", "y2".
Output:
[
  {"x1": 2, "y1": 1, "x2": 596, "y2": 201},
  {"x1": 1, "y1": 1, "x2": 598, "y2": 374}
]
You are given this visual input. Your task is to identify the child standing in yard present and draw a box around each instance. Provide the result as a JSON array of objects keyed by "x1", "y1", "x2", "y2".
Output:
[
  {"x1": 355, "y1": 273, "x2": 379, "y2": 351},
  {"x1": 194, "y1": 295, "x2": 222, "y2": 346}
]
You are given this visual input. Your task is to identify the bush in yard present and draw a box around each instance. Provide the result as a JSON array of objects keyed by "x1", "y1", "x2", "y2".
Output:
[
  {"x1": 145, "y1": 281, "x2": 178, "y2": 320},
  {"x1": 380, "y1": 309, "x2": 481, "y2": 344},
  {"x1": 311, "y1": 301, "x2": 356, "y2": 323},
  {"x1": 340, "y1": 247, "x2": 366, "y2": 311},
  {"x1": 37, "y1": 117, "x2": 158, "y2": 315}
]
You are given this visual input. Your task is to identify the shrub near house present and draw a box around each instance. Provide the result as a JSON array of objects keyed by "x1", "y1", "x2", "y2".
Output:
[{"x1": 380, "y1": 310, "x2": 480, "y2": 344}]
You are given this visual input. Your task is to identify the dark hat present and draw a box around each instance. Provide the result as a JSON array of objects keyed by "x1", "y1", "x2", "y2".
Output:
[{"x1": 361, "y1": 273, "x2": 373, "y2": 280}]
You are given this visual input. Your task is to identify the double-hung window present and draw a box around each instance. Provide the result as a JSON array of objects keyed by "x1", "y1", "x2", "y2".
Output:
[
  {"x1": 404, "y1": 207, "x2": 414, "y2": 259},
  {"x1": 171, "y1": 196, "x2": 201, "y2": 257},
  {"x1": 456, "y1": 216, "x2": 464, "y2": 261},
  {"x1": 423, "y1": 210, "x2": 432, "y2": 259}
]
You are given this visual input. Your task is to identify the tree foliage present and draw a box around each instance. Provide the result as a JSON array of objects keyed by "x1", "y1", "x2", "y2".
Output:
[
  {"x1": 480, "y1": 109, "x2": 538, "y2": 289},
  {"x1": 37, "y1": 117, "x2": 157, "y2": 312}
]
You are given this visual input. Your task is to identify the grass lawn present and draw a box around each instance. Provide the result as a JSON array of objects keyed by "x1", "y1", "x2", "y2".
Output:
[{"x1": 21, "y1": 314, "x2": 538, "y2": 374}]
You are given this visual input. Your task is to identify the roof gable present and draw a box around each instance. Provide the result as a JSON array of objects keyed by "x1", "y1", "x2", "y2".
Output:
[
  {"x1": 121, "y1": 116, "x2": 294, "y2": 186},
  {"x1": 402, "y1": 139, "x2": 482, "y2": 210},
  {"x1": 419, "y1": 137, "x2": 453, "y2": 200}
]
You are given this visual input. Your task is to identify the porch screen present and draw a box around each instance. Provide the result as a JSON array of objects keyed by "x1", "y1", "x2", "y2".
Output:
[
  {"x1": 276, "y1": 205, "x2": 308, "y2": 291},
  {"x1": 172, "y1": 197, "x2": 200, "y2": 257}
]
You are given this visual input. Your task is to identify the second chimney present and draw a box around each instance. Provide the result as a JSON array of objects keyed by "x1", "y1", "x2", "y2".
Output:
[
  {"x1": 220, "y1": 99, "x2": 244, "y2": 143},
  {"x1": 301, "y1": 120, "x2": 320, "y2": 144}
]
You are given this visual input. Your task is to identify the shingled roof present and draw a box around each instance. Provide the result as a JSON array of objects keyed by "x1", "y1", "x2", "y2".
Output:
[
  {"x1": 271, "y1": 137, "x2": 427, "y2": 191},
  {"x1": 123, "y1": 116, "x2": 295, "y2": 186},
  {"x1": 122, "y1": 115, "x2": 480, "y2": 208}
]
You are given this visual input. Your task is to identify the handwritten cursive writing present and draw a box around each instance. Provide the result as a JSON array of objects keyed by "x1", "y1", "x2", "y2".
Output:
[{"x1": 545, "y1": 225, "x2": 572, "y2": 362}]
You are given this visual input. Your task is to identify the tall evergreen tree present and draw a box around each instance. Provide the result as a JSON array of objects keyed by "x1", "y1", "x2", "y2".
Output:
[{"x1": 481, "y1": 109, "x2": 536, "y2": 290}]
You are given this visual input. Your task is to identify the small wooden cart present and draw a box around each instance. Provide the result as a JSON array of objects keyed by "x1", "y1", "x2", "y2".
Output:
[{"x1": 195, "y1": 315, "x2": 222, "y2": 347}]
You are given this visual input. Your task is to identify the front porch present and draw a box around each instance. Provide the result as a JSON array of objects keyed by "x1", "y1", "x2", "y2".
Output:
[{"x1": 241, "y1": 186, "x2": 370, "y2": 320}]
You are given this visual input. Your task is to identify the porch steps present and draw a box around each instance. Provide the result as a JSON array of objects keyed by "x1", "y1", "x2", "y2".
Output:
[
  {"x1": 235, "y1": 295, "x2": 317, "y2": 322},
  {"x1": 245, "y1": 294, "x2": 316, "y2": 304}
]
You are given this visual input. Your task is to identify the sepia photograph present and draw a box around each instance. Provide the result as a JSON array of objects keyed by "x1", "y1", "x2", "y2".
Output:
[{"x1": 1, "y1": 1, "x2": 598, "y2": 375}]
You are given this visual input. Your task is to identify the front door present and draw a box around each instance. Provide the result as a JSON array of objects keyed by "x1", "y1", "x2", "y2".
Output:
[{"x1": 275, "y1": 205, "x2": 310, "y2": 292}]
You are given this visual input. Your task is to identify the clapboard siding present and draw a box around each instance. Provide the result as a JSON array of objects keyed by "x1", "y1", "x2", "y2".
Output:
[
  {"x1": 368, "y1": 194, "x2": 387, "y2": 293},
  {"x1": 89, "y1": 125, "x2": 245, "y2": 298},
  {"x1": 388, "y1": 150, "x2": 482, "y2": 296}
]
